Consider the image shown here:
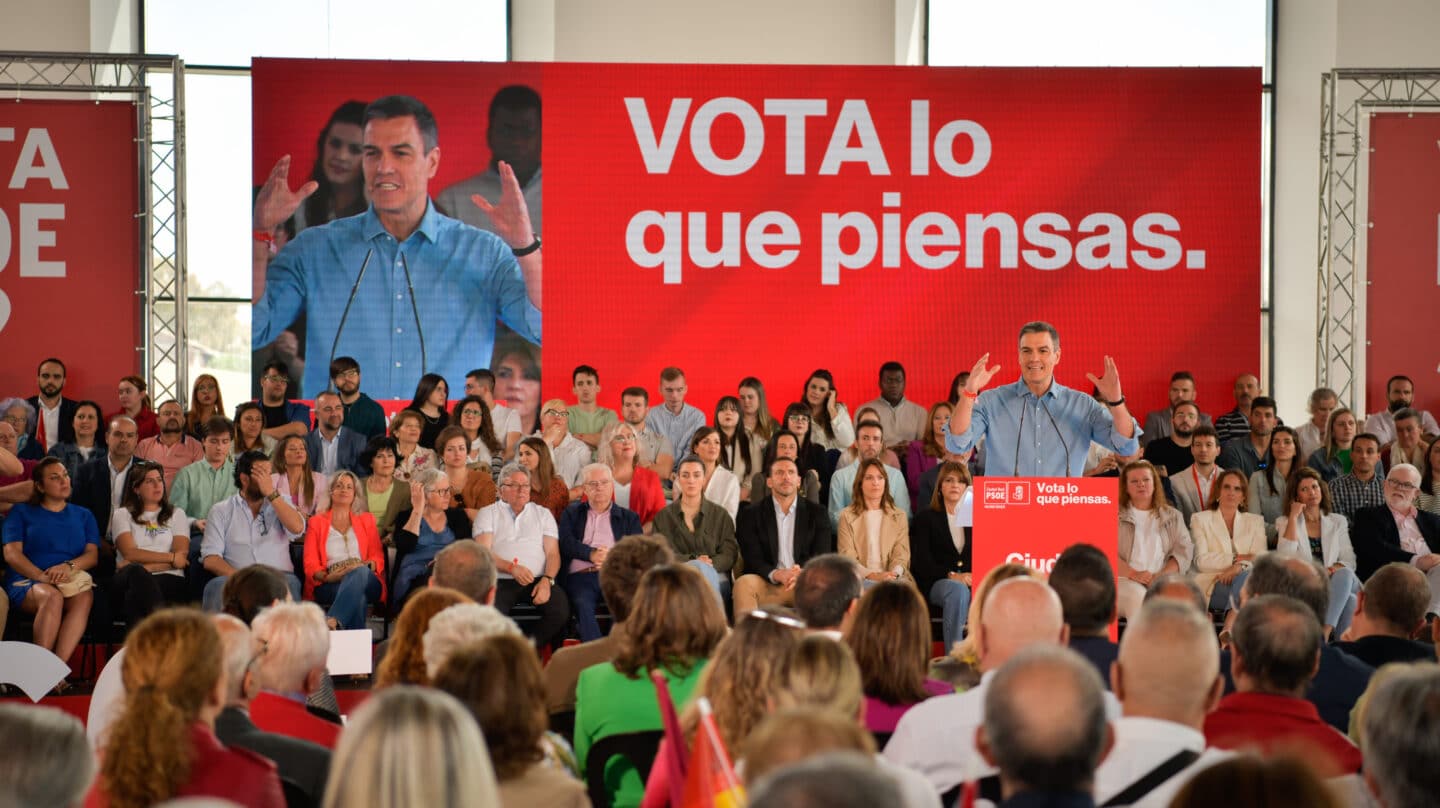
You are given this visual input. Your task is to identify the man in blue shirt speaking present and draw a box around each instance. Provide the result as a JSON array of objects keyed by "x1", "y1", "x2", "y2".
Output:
[
  {"x1": 251, "y1": 95, "x2": 542, "y2": 399},
  {"x1": 945, "y1": 321, "x2": 1140, "y2": 477}
]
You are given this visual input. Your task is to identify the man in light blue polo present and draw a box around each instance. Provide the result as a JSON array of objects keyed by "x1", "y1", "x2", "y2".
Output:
[
  {"x1": 252, "y1": 95, "x2": 542, "y2": 398},
  {"x1": 945, "y1": 321, "x2": 1140, "y2": 478}
]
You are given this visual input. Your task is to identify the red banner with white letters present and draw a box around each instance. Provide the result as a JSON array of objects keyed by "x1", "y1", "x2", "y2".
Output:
[
  {"x1": 253, "y1": 62, "x2": 1258, "y2": 418},
  {"x1": 1366, "y1": 113, "x2": 1440, "y2": 417},
  {"x1": 0, "y1": 100, "x2": 140, "y2": 405}
]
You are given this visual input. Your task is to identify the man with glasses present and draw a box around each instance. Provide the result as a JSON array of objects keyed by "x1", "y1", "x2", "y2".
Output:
[
  {"x1": 473, "y1": 463, "x2": 569, "y2": 648},
  {"x1": 1352, "y1": 463, "x2": 1440, "y2": 614},
  {"x1": 256, "y1": 360, "x2": 311, "y2": 441},
  {"x1": 621, "y1": 386, "x2": 673, "y2": 481},
  {"x1": 199, "y1": 450, "x2": 306, "y2": 612},
  {"x1": 329, "y1": 356, "x2": 386, "y2": 440},
  {"x1": 558, "y1": 463, "x2": 641, "y2": 641},
  {"x1": 535, "y1": 398, "x2": 590, "y2": 490},
  {"x1": 303, "y1": 391, "x2": 365, "y2": 476}
]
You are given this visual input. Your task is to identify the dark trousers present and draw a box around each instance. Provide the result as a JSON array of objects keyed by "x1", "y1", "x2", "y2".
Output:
[
  {"x1": 111, "y1": 564, "x2": 190, "y2": 626},
  {"x1": 562, "y1": 570, "x2": 604, "y2": 642},
  {"x1": 494, "y1": 577, "x2": 571, "y2": 649}
]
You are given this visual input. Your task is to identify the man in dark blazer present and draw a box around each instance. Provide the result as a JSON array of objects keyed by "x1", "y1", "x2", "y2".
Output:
[
  {"x1": 72, "y1": 415, "x2": 141, "y2": 582},
  {"x1": 303, "y1": 391, "x2": 367, "y2": 476},
  {"x1": 734, "y1": 456, "x2": 833, "y2": 611},
  {"x1": 558, "y1": 463, "x2": 642, "y2": 641},
  {"x1": 26, "y1": 357, "x2": 79, "y2": 450},
  {"x1": 1351, "y1": 463, "x2": 1440, "y2": 616},
  {"x1": 214, "y1": 614, "x2": 331, "y2": 806}
]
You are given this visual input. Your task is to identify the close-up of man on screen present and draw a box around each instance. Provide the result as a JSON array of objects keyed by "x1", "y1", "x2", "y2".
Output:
[{"x1": 251, "y1": 94, "x2": 542, "y2": 399}]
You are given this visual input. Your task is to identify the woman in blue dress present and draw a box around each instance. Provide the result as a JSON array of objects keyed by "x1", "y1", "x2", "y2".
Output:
[{"x1": 2, "y1": 457, "x2": 99, "y2": 676}]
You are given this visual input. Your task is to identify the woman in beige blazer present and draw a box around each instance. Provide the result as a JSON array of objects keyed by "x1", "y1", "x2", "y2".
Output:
[
  {"x1": 837, "y1": 457, "x2": 911, "y2": 585},
  {"x1": 1190, "y1": 468, "x2": 1268, "y2": 611}
]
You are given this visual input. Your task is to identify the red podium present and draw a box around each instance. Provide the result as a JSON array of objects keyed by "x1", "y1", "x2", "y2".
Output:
[{"x1": 971, "y1": 476, "x2": 1121, "y2": 606}]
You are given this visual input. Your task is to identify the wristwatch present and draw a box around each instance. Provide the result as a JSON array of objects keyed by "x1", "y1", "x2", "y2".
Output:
[
  {"x1": 542, "y1": 575, "x2": 555, "y2": 586},
  {"x1": 266, "y1": 490, "x2": 281, "y2": 502},
  {"x1": 65, "y1": 560, "x2": 76, "y2": 570}
]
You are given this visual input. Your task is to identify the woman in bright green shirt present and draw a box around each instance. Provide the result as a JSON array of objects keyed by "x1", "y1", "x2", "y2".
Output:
[{"x1": 574, "y1": 562, "x2": 728, "y2": 808}]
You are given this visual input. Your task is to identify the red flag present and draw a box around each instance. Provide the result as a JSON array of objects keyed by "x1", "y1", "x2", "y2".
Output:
[
  {"x1": 651, "y1": 668, "x2": 689, "y2": 807},
  {"x1": 681, "y1": 698, "x2": 745, "y2": 808}
]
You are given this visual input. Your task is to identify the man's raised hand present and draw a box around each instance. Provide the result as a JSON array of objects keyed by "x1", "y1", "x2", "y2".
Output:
[
  {"x1": 964, "y1": 353, "x2": 1002, "y2": 394},
  {"x1": 253, "y1": 155, "x2": 319, "y2": 232},
  {"x1": 1085, "y1": 356, "x2": 1124, "y2": 403},
  {"x1": 469, "y1": 160, "x2": 536, "y2": 250}
]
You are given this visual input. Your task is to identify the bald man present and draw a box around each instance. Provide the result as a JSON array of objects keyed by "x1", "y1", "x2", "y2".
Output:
[
  {"x1": 883, "y1": 577, "x2": 1119, "y2": 795},
  {"x1": 1094, "y1": 601, "x2": 1232, "y2": 807},
  {"x1": 977, "y1": 645, "x2": 1113, "y2": 804}
]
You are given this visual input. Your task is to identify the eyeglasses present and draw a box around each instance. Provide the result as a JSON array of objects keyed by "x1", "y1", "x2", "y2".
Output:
[
  {"x1": 582, "y1": 480, "x2": 612, "y2": 490},
  {"x1": 787, "y1": 414, "x2": 810, "y2": 423},
  {"x1": 335, "y1": 369, "x2": 360, "y2": 379},
  {"x1": 263, "y1": 375, "x2": 289, "y2": 384},
  {"x1": 426, "y1": 487, "x2": 454, "y2": 496},
  {"x1": 1384, "y1": 479, "x2": 1419, "y2": 491},
  {"x1": 460, "y1": 408, "x2": 484, "y2": 417},
  {"x1": 501, "y1": 482, "x2": 532, "y2": 491},
  {"x1": 610, "y1": 435, "x2": 635, "y2": 443},
  {"x1": 544, "y1": 409, "x2": 570, "y2": 418}
]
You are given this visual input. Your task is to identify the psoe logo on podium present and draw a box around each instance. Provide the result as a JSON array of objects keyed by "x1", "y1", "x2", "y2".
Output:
[{"x1": 982, "y1": 480, "x2": 1030, "y2": 507}]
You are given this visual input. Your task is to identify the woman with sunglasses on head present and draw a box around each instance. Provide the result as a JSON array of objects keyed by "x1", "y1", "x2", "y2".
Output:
[
  {"x1": 185, "y1": 374, "x2": 225, "y2": 441},
  {"x1": 110, "y1": 461, "x2": 191, "y2": 627}
]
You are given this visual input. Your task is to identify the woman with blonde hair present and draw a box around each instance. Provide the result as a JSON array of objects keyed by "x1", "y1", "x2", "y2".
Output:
[
  {"x1": 1306, "y1": 406, "x2": 1357, "y2": 482},
  {"x1": 87, "y1": 609, "x2": 284, "y2": 807},
  {"x1": 738, "y1": 376, "x2": 779, "y2": 444},
  {"x1": 373, "y1": 586, "x2": 473, "y2": 689},
  {"x1": 1116, "y1": 460, "x2": 1193, "y2": 620},
  {"x1": 185, "y1": 374, "x2": 225, "y2": 440},
  {"x1": 575, "y1": 564, "x2": 727, "y2": 807},
  {"x1": 599, "y1": 420, "x2": 665, "y2": 530},
  {"x1": 303, "y1": 470, "x2": 386, "y2": 630},
  {"x1": 904, "y1": 401, "x2": 968, "y2": 502},
  {"x1": 844, "y1": 581, "x2": 951, "y2": 733},
  {"x1": 432, "y1": 634, "x2": 587, "y2": 807},
  {"x1": 837, "y1": 458, "x2": 911, "y2": 585},
  {"x1": 322, "y1": 686, "x2": 500, "y2": 808}
]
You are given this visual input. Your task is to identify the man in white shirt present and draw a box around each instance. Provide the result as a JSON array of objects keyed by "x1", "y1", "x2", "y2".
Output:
[
  {"x1": 860, "y1": 361, "x2": 928, "y2": 449},
  {"x1": 466, "y1": 368, "x2": 522, "y2": 460},
  {"x1": 1295, "y1": 387, "x2": 1338, "y2": 462},
  {"x1": 646, "y1": 367, "x2": 705, "y2": 465},
  {"x1": 534, "y1": 398, "x2": 591, "y2": 490},
  {"x1": 1168, "y1": 425, "x2": 1222, "y2": 523},
  {"x1": 1094, "y1": 600, "x2": 1232, "y2": 808},
  {"x1": 1364, "y1": 375, "x2": 1440, "y2": 446},
  {"x1": 473, "y1": 463, "x2": 568, "y2": 649},
  {"x1": 621, "y1": 387, "x2": 674, "y2": 480},
  {"x1": 828, "y1": 422, "x2": 911, "y2": 529},
  {"x1": 883, "y1": 577, "x2": 1120, "y2": 794},
  {"x1": 199, "y1": 450, "x2": 306, "y2": 612}
]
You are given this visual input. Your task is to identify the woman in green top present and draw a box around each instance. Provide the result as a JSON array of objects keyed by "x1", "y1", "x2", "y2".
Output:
[
  {"x1": 574, "y1": 562, "x2": 727, "y2": 808},
  {"x1": 652, "y1": 454, "x2": 740, "y2": 600},
  {"x1": 1306, "y1": 407, "x2": 1356, "y2": 482},
  {"x1": 358, "y1": 436, "x2": 408, "y2": 545}
]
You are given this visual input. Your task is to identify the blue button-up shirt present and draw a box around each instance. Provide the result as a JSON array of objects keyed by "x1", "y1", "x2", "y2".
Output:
[
  {"x1": 199, "y1": 493, "x2": 303, "y2": 573},
  {"x1": 944, "y1": 378, "x2": 1140, "y2": 478},
  {"x1": 254, "y1": 202, "x2": 541, "y2": 398}
]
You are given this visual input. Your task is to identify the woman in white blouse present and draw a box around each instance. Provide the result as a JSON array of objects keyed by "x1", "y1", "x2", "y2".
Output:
[
  {"x1": 1116, "y1": 461, "x2": 1193, "y2": 619},
  {"x1": 837, "y1": 457, "x2": 910, "y2": 587},
  {"x1": 1190, "y1": 468, "x2": 1268, "y2": 612},
  {"x1": 689, "y1": 427, "x2": 740, "y2": 520},
  {"x1": 802, "y1": 369, "x2": 856, "y2": 451},
  {"x1": 1275, "y1": 468, "x2": 1360, "y2": 638},
  {"x1": 110, "y1": 461, "x2": 190, "y2": 625}
]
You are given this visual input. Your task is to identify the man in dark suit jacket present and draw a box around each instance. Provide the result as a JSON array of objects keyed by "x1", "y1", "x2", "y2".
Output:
[
  {"x1": 558, "y1": 464, "x2": 641, "y2": 641},
  {"x1": 734, "y1": 457, "x2": 833, "y2": 611},
  {"x1": 71, "y1": 416, "x2": 141, "y2": 582},
  {"x1": 1351, "y1": 466, "x2": 1440, "y2": 580},
  {"x1": 26, "y1": 357, "x2": 79, "y2": 449},
  {"x1": 1334, "y1": 563, "x2": 1437, "y2": 668},
  {"x1": 303, "y1": 391, "x2": 367, "y2": 476},
  {"x1": 1351, "y1": 464, "x2": 1440, "y2": 616},
  {"x1": 214, "y1": 614, "x2": 331, "y2": 806}
]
